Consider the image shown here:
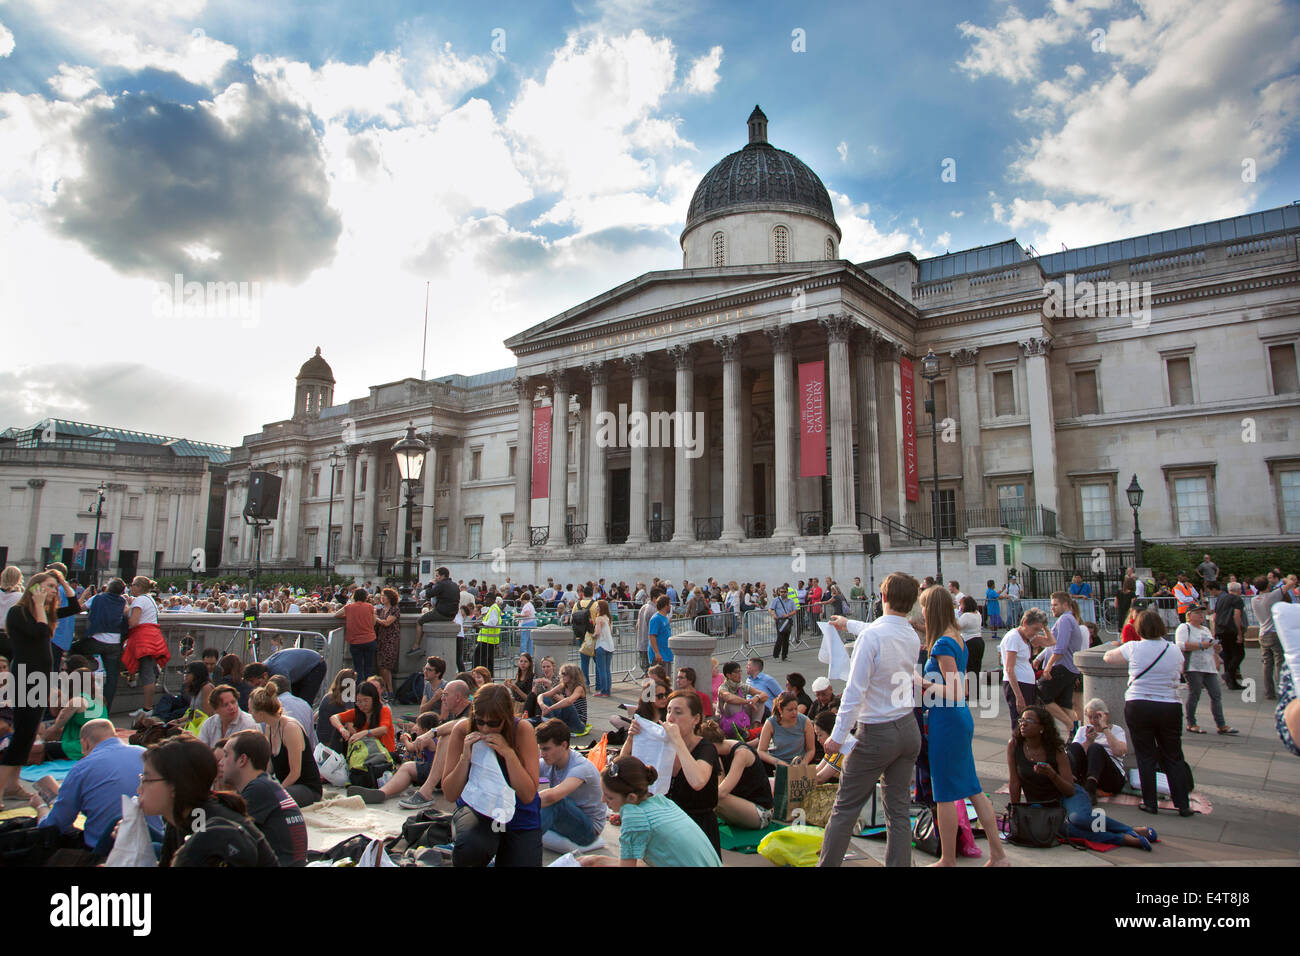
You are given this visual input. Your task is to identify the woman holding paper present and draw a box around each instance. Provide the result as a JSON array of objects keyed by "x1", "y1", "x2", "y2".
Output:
[{"x1": 442, "y1": 683, "x2": 542, "y2": 867}]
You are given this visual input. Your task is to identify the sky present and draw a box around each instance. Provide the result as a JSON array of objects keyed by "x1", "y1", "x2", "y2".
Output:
[{"x1": 1, "y1": 0, "x2": 1297, "y2": 447}]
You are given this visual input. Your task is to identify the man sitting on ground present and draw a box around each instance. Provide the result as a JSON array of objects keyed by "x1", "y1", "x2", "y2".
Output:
[
  {"x1": 198, "y1": 685, "x2": 261, "y2": 747},
  {"x1": 397, "y1": 679, "x2": 473, "y2": 810},
  {"x1": 536, "y1": 718, "x2": 607, "y2": 853},
  {"x1": 419, "y1": 656, "x2": 448, "y2": 717},
  {"x1": 217, "y1": 731, "x2": 307, "y2": 867},
  {"x1": 808, "y1": 676, "x2": 840, "y2": 722},
  {"x1": 745, "y1": 657, "x2": 783, "y2": 719},
  {"x1": 675, "y1": 666, "x2": 713, "y2": 717}
]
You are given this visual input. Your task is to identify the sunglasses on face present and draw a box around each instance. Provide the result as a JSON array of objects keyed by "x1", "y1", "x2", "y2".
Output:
[{"x1": 474, "y1": 717, "x2": 504, "y2": 729}]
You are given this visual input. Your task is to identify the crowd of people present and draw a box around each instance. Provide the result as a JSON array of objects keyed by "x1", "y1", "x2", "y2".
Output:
[{"x1": 0, "y1": 552, "x2": 1296, "y2": 868}]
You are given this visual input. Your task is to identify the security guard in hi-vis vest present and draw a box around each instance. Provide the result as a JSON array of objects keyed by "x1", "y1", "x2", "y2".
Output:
[{"x1": 476, "y1": 596, "x2": 503, "y2": 673}]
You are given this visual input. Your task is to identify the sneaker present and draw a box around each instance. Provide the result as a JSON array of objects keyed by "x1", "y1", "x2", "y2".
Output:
[
  {"x1": 129, "y1": 707, "x2": 151, "y2": 719},
  {"x1": 347, "y1": 786, "x2": 387, "y2": 805},
  {"x1": 399, "y1": 793, "x2": 437, "y2": 811}
]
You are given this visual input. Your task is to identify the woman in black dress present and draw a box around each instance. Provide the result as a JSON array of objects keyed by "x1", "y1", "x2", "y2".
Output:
[{"x1": 1, "y1": 570, "x2": 82, "y2": 799}]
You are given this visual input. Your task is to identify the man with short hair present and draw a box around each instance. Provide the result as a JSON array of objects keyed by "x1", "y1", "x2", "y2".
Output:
[
  {"x1": 637, "y1": 587, "x2": 661, "y2": 673},
  {"x1": 1197, "y1": 554, "x2": 1219, "y2": 589},
  {"x1": 769, "y1": 585, "x2": 797, "y2": 662},
  {"x1": 675, "y1": 666, "x2": 713, "y2": 717},
  {"x1": 1175, "y1": 605, "x2": 1236, "y2": 736},
  {"x1": 1215, "y1": 581, "x2": 1248, "y2": 691},
  {"x1": 243, "y1": 662, "x2": 270, "y2": 689},
  {"x1": 850, "y1": 577, "x2": 866, "y2": 602},
  {"x1": 947, "y1": 580, "x2": 966, "y2": 610},
  {"x1": 1253, "y1": 576, "x2": 1287, "y2": 699},
  {"x1": 664, "y1": 580, "x2": 678, "y2": 606},
  {"x1": 648, "y1": 595, "x2": 674, "y2": 666},
  {"x1": 818, "y1": 573, "x2": 926, "y2": 868},
  {"x1": 419, "y1": 656, "x2": 447, "y2": 714},
  {"x1": 1068, "y1": 573, "x2": 1093, "y2": 599},
  {"x1": 536, "y1": 718, "x2": 607, "y2": 853},
  {"x1": 1173, "y1": 573, "x2": 1199, "y2": 623},
  {"x1": 398, "y1": 679, "x2": 473, "y2": 810},
  {"x1": 745, "y1": 657, "x2": 782, "y2": 719},
  {"x1": 219, "y1": 730, "x2": 308, "y2": 866},
  {"x1": 198, "y1": 685, "x2": 261, "y2": 747},
  {"x1": 34, "y1": 719, "x2": 161, "y2": 853}
]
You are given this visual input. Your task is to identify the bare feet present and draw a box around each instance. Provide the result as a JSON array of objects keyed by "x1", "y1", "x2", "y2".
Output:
[
  {"x1": 984, "y1": 855, "x2": 1010, "y2": 867},
  {"x1": 927, "y1": 859, "x2": 956, "y2": 867}
]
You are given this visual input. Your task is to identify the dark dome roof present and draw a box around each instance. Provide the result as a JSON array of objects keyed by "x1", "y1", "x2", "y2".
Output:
[
  {"x1": 684, "y1": 105, "x2": 837, "y2": 235},
  {"x1": 297, "y1": 347, "x2": 334, "y2": 383}
]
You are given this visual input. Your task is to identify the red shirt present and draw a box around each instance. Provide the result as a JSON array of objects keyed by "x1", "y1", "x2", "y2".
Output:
[
  {"x1": 336, "y1": 705, "x2": 395, "y2": 752},
  {"x1": 344, "y1": 602, "x2": 377, "y2": 645},
  {"x1": 808, "y1": 587, "x2": 823, "y2": 613},
  {"x1": 1121, "y1": 621, "x2": 1140, "y2": 644}
]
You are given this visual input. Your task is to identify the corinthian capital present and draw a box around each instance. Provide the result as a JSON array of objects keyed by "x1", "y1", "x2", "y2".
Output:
[
  {"x1": 712, "y1": 333, "x2": 740, "y2": 363},
  {"x1": 950, "y1": 347, "x2": 980, "y2": 366},
  {"x1": 818, "y1": 313, "x2": 856, "y2": 344},
  {"x1": 1018, "y1": 337, "x2": 1052, "y2": 358},
  {"x1": 666, "y1": 344, "x2": 693, "y2": 372}
]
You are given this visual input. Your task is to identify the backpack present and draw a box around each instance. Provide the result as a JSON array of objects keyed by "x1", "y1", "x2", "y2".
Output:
[
  {"x1": 152, "y1": 693, "x2": 189, "y2": 723},
  {"x1": 570, "y1": 599, "x2": 593, "y2": 638},
  {"x1": 399, "y1": 808, "x2": 455, "y2": 849},
  {"x1": 395, "y1": 671, "x2": 425, "y2": 705},
  {"x1": 346, "y1": 736, "x2": 395, "y2": 788}
]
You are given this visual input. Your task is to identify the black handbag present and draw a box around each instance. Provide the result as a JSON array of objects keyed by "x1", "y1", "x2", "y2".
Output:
[
  {"x1": 1005, "y1": 801, "x2": 1065, "y2": 847},
  {"x1": 400, "y1": 808, "x2": 455, "y2": 849},
  {"x1": 911, "y1": 805, "x2": 942, "y2": 857}
]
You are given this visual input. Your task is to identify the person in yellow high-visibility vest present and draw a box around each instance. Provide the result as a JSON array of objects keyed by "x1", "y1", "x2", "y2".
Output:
[
  {"x1": 787, "y1": 585, "x2": 801, "y2": 645},
  {"x1": 475, "y1": 596, "x2": 503, "y2": 674}
]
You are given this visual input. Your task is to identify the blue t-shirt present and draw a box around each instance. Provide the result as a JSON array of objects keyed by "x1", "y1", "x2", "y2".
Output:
[
  {"x1": 665, "y1": 587, "x2": 678, "y2": 606},
  {"x1": 648, "y1": 614, "x2": 673, "y2": 662},
  {"x1": 748, "y1": 671, "x2": 783, "y2": 711},
  {"x1": 53, "y1": 588, "x2": 76, "y2": 652},
  {"x1": 1069, "y1": 582, "x2": 1092, "y2": 598}
]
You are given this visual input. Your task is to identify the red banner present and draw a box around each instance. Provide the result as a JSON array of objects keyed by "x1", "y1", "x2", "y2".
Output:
[
  {"x1": 531, "y1": 404, "x2": 551, "y2": 500},
  {"x1": 901, "y1": 356, "x2": 919, "y2": 502},
  {"x1": 798, "y1": 360, "x2": 826, "y2": 477}
]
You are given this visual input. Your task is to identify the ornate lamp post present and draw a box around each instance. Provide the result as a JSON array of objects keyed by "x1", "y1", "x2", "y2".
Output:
[
  {"x1": 392, "y1": 423, "x2": 429, "y2": 613},
  {"x1": 325, "y1": 447, "x2": 338, "y2": 579},
  {"x1": 920, "y1": 349, "x2": 942, "y2": 582},
  {"x1": 89, "y1": 481, "x2": 107, "y2": 589},
  {"x1": 1126, "y1": 474, "x2": 1144, "y2": 569}
]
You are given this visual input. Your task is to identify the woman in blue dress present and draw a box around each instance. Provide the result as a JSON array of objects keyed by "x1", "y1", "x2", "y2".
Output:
[{"x1": 919, "y1": 585, "x2": 1009, "y2": 867}]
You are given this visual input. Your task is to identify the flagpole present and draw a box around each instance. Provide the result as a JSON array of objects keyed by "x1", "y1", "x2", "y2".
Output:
[{"x1": 420, "y1": 280, "x2": 430, "y2": 380}]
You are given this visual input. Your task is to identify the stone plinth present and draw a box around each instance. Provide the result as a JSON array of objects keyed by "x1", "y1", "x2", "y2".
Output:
[
  {"x1": 668, "y1": 630, "x2": 717, "y2": 697},
  {"x1": 420, "y1": 620, "x2": 461, "y2": 673},
  {"x1": 1073, "y1": 644, "x2": 1132, "y2": 770},
  {"x1": 532, "y1": 624, "x2": 576, "y2": 672}
]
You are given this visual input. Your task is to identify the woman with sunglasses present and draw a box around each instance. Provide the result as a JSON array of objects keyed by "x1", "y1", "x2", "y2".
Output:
[{"x1": 441, "y1": 683, "x2": 541, "y2": 867}]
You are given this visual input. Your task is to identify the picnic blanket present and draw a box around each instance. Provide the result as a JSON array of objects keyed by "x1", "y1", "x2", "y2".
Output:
[
  {"x1": 718, "y1": 820, "x2": 786, "y2": 854},
  {"x1": 298, "y1": 791, "x2": 412, "y2": 852},
  {"x1": 20, "y1": 759, "x2": 78, "y2": 783}
]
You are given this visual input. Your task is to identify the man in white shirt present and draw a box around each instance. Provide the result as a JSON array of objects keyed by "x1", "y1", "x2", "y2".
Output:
[
  {"x1": 817, "y1": 572, "x2": 923, "y2": 868},
  {"x1": 1175, "y1": 605, "x2": 1235, "y2": 735},
  {"x1": 197, "y1": 685, "x2": 261, "y2": 747}
]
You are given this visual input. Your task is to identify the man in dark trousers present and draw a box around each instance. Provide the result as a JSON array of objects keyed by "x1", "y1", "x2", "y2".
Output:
[{"x1": 418, "y1": 566, "x2": 463, "y2": 664}]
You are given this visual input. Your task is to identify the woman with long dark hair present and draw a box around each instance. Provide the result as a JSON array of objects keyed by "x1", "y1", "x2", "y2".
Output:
[
  {"x1": 138, "y1": 737, "x2": 278, "y2": 867},
  {"x1": 505, "y1": 651, "x2": 535, "y2": 704},
  {"x1": 329, "y1": 680, "x2": 395, "y2": 753},
  {"x1": 317, "y1": 667, "x2": 355, "y2": 752},
  {"x1": 442, "y1": 683, "x2": 541, "y2": 867},
  {"x1": 1, "y1": 570, "x2": 82, "y2": 799},
  {"x1": 1008, "y1": 705, "x2": 1155, "y2": 849}
]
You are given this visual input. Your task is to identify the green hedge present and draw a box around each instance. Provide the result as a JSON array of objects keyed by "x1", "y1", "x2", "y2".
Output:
[{"x1": 1141, "y1": 543, "x2": 1300, "y2": 584}]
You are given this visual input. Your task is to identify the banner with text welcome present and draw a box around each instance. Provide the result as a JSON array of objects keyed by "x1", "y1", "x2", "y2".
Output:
[
  {"x1": 901, "y1": 356, "x2": 919, "y2": 502},
  {"x1": 798, "y1": 360, "x2": 826, "y2": 477}
]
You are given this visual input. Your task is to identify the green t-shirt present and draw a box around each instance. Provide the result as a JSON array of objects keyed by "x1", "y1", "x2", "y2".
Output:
[
  {"x1": 61, "y1": 696, "x2": 108, "y2": 761},
  {"x1": 850, "y1": 586, "x2": 866, "y2": 600},
  {"x1": 618, "y1": 795, "x2": 721, "y2": 867}
]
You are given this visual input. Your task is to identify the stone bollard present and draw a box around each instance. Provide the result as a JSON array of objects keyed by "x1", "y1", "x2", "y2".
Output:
[
  {"x1": 532, "y1": 625, "x2": 576, "y2": 684},
  {"x1": 668, "y1": 630, "x2": 718, "y2": 701},
  {"x1": 1073, "y1": 644, "x2": 1132, "y2": 771},
  {"x1": 421, "y1": 620, "x2": 461, "y2": 673}
]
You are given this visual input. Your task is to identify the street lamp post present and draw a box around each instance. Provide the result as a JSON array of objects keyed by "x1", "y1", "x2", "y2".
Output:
[
  {"x1": 921, "y1": 350, "x2": 942, "y2": 583},
  {"x1": 377, "y1": 529, "x2": 387, "y2": 579},
  {"x1": 1126, "y1": 474, "x2": 1144, "y2": 570},
  {"x1": 325, "y1": 447, "x2": 338, "y2": 580},
  {"x1": 392, "y1": 423, "x2": 429, "y2": 614},
  {"x1": 89, "y1": 481, "x2": 107, "y2": 589}
]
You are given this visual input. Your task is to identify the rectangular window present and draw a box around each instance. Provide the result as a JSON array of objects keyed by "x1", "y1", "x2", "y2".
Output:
[
  {"x1": 467, "y1": 521, "x2": 482, "y2": 556},
  {"x1": 127, "y1": 495, "x2": 141, "y2": 516},
  {"x1": 359, "y1": 463, "x2": 368, "y2": 494},
  {"x1": 998, "y1": 484, "x2": 1026, "y2": 531},
  {"x1": 330, "y1": 529, "x2": 341, "y2": 561},
  {"x1": 353, "y1": 525, "x2": 363, "y2": 557},
  {"x1": 1080, "y1": 484, "x2": 1113, "y2": 540},
  {"x1": 931, "y1": 380, "x2": 949, "y2": 424},
  {"x1": 382, "y1": 462, "x2": 393, "y2": 490},
  {"x1": 508, "y1": 446, "x2": 517, "y2": 477},
  {"x1": 1166, "y1": 356, "x2": 1193, "y2": 405},
  {"x1": 311, "y1": 470, "x2": 320, "y2": 497},
  {"x1": 569, "y1": 430, "x2": 576, "y2": 465},
  {"x1": 1074, "y1": 369, "x2": 1099, "y2": 416},
  {"x1": 471, "y1": 450, "x2": 482, "y2": 480},
  {"x1": 1280, "y1": 471, "x2": 1300, "y2": 532},
  {"x1": 439, "y1": 459, "x2": 450, "y2": 485},
  {"x1": 335, "y1": 468, "x2": 344, "y2": 495},
  {"x1": 305, "y1": 530, "x2": 317, "y2": 558},
  {"x1": 502, "y1": 516, "x2": 514, "y2": 546},
  {"x1": 936, "y1": 488, "x2": 956, "y2": 538},
  {"x1": 1173, "y1": 476, "x2": 1212, "y2": 536},
  {"x1": 437, "y1": 523, "x2": 448, "y2": 551},
  {"x1": 1270, "y1": 344, "x2": 1299, "y2": 394},
  {"x1": 993, "y1": 371, "x2": 1015, "y2": 416}
]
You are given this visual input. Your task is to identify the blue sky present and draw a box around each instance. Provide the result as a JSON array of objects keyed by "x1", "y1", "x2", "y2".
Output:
[{"x1": 1, "y1": 0, "x2": 1297, "y2": 445}]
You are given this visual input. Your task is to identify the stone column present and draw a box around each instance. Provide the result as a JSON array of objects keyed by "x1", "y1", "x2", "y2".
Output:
[
  {"x1": 741, "y1": 368, "x2": 758, "y2": 523},
  {"x1": 855, "y1": 330, "x2": 882, "y2": 520},
  {"x1": 510, "y1": 377, "x2": 534, "y2": 551},
  {"x1": 667, "y1": 345, "x2": 695, "y2": 543},
  {"x1": 766, "y1": 326, "x2": 797, "y2": 539},
  {"x1": 693, "y1": 374, "x2": 714, "y2": 531},
  {"x1": 715, "y1": 333, "x2": 744, "y2": 542},
  {"x1": 584, "y1": 363, "x2": 609, "y2": 546},
  {"x1": 668, "y1": 631, "x2": 717, "y2": 697},
  {"x1": 446, "y1": 442, "x2": 465, "y2": 554},
  {"x1": 625, "y1": 354, "x2": 650, "y2": 544},
  {"x1": 421, "y1": 438, "x2": 438, "y2": 556},
  {"x1": 576, "y1": 392, "x2": 589, "y2": 534},
  {"x1": 821, "y1": 315, "x2": 858, "y2": 535},
  {"x1": 280, "y1": 459, "x2": 304, "y2": 561},
  {"x1": 360, "y1": 446, "x2": 378, "y2": 558},
  {"x1": 1020, "y1": 337, "x2": 1059, "y2": 515},
  {"x1": 875, "y1": 341, "x2": 905, "y2": 524},
  {"x1": 340, "y1": 449, "x2": 357, "y2": 559},
  {"x1": 951, "y1": 347, "x2": 983, "y2": 512},
  {"x1": 25, "y1": 478, "x2": 45, "y2": 564},
  {"x1": 141, "y1": 487, "x2": 159, "y2": 569},
  {"x1": 548, "y1": 370, "x2": 571, "y2": 545}
]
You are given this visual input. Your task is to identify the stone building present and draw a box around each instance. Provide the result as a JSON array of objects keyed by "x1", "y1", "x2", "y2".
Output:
[
  {"x1": 223, "y1": 107, "x2": 1300, "y2": 589},
  {"x1": 0, "y1": 420, "x2": 229, "y2": 580}
]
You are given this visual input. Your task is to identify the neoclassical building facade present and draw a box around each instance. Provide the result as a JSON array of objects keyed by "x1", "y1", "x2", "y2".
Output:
[{"x1": 223, "y1": 107, "x2": 1300, "y2": 587}]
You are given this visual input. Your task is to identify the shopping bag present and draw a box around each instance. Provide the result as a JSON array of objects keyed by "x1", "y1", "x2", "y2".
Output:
[
  {"x1": 772, "y1": 762, "x2": 819, "y2": 823},
  {"x1": 105, "y1": 795, "x2": 157, "y2": 867}
]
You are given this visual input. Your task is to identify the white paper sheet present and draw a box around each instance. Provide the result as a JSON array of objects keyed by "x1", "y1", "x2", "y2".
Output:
[
  {"x1": 105, "y1": 794, "x2": 157, "y2": 868},
  {"x1": 548, "y1": 852, "x2": 581, "y2": 867},
  {"x1": 460, "y1": 741, "x2": 517, "y2": 824},
  {"x1": 631, "y1": 715, "x2": 676, "y2": 795},
  {"x1": 1275, "y1": 600, "x2": 1300, "y2": 676},
  {"x1": 817, "y1": 622, "x2": 852, "y2": 681}
]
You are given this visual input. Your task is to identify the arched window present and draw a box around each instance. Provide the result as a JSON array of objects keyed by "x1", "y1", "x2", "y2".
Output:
[
  {"x1": 712, "y1": 231, "x2": 727, "y2": 267},
  {"x1": 824, "y1": 236, "x2": 835, "y2": 260},
  {"x1": 773, "y1": 225, "x2": 789, "y2": 263}
]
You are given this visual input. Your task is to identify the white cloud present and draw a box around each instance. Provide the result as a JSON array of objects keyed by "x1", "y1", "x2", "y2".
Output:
[
  {"x1": 950, "y1": 209, "x2": 964, "y2": 218},
  {"x1": 48, "y1": 64, "x2": 101, "y2": 99},
  {"x1": 682, "y1": 45, "x2": 723, "y2": 95},
  {"x1": 0, "y1": 20, "x2": 15, "y2": 57},
  {"x1": 830, "y1": 191, "x2": 930, "y2": 261},
  {"x1": 837, "y1": 140, "x2": 848, "y2": 163},
  {"x1": 957, "y1": 1, "x2": 1108, "y2": 84}
]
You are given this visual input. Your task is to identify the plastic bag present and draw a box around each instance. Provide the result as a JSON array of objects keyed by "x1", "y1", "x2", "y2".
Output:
[
  {"x1": 105, "y1": 795, "x2": 157, "y2": 867},
  {"x1": 756, "y1": 824, "x2": 824, "y2": 867},
  {"x1": 356, "y1": 837, "x2": 399, "y2": 867},
  {"x1": 314, "y1": 743, "x2": 350, "y2": 787}
]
